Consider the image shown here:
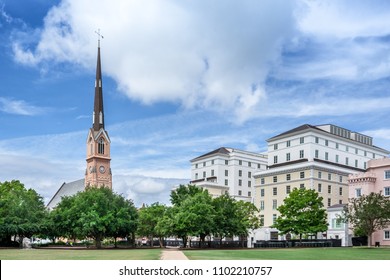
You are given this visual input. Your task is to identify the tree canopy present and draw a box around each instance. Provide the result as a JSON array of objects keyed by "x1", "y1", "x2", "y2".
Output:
[
  {"x1": 340, "y1": 192, "x2": 390, "y2": 247},
  {"x1": 273, "y1": 188, "x2": 328, "y2": 240},
  {"x1": 165, "y1": 185, "x2": 260, "y2": 247},
  {"x1": 170, "y1": 184, "x2": 205, "y2": 206},
  {"x1": 51, "y1": 186, "x2": 138, "y2": 248},
  {"x1": 1, "y1": 181, "x2": 263, "y2": 249},
  {"x1": 175, "y1": 190, "x2": 215, "y2": 247},
  {"x1": 137, "y1": 202, "x2": 167, "y2": 247},
  {"x1": 0, "y1": 180, "x2": 47, "y2": 246}
]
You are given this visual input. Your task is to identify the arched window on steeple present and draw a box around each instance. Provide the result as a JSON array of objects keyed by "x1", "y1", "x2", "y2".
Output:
[{"x1": 98, "y1": 138, "x2": 105, "y2": 154}]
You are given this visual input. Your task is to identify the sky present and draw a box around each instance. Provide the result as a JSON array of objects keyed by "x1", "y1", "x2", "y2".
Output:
[{"x1": 1, "y1": 0, "x2": 390, "y2": 208}]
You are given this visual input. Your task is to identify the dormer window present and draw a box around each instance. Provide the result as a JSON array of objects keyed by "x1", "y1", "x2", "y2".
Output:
[{"x1": 99, "y1": 111, "x2": 103, "y2": 124}]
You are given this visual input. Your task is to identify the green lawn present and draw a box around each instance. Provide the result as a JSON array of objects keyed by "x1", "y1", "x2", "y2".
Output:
[
  {"x1": 0, "y1": 248, "x2": 163, "y2": 260},
  {"x1": 2, "y1": 247, "x2": 389, "y2": 260},
  {"x1": 183, "y1": 247, "x2": 390, "y2": 260}
]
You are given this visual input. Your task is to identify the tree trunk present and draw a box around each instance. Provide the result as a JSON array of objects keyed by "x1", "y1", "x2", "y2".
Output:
[
  {"x1": 95, "y1": 236, "x2": 102, "y2": 249},
  {"x1": 241, "y1": 235, "x2": 246, "y2": 248},
  {"x1": 159, "y1": 237, "x2": 163, "y2": 248},
  {"x1": 131, "y1": 232, "x2": 136, "y2": 247},
  {"x1": 150, "y1": 235, "x2": 154, "y2": 248},
  {"x1": 367, "y1": 234, "x2": 372, "y2": 247},
  {"x1": 114, "y1": 237, "x2": 118, "y2": 248},
  {"x1": 18, "y1": 236, "x2": 24, "y2": 248},
  {"x1": 181, "y1": 236, "x2": 187, "y2": 248}
]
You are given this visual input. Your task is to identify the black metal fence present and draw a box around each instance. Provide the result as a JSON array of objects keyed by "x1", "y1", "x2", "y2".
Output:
[
  {"x1": 351, "y1": 236, "x2": 367, "y2": 246},
  {"x1": 254, "y1": 239, "x2": 342, "y2": 248},
  {"x1": 189, "y1": 240, "x2": 248, "y2": 248},
  {"x1": 148, "y1": 239, "x2": 248, "y2": 248},
  {"x1": 147, "y1": 239, "x2": 343, "y2": 249}
]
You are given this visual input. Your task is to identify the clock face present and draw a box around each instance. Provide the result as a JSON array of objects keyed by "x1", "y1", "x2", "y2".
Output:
[{"x1": 99, "y1": 166, "x2": 105, "y2": 174}]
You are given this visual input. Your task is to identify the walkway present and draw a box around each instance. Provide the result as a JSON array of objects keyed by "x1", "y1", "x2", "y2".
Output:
[{"x1": 160, "y1": 247, "x2": 188, "y2": 260}]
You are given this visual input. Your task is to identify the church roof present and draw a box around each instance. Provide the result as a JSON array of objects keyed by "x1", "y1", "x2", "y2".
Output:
[{"x1": 47, "y1": 179, "x2": 85, "y2": 210}]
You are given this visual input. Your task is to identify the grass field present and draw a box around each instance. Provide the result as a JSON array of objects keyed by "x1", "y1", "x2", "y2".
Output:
[
  {"x1": 0, "y1": 248, "x2": 163, "y2": 260},
  {"x1": 1, "y1": 247, "x2": 389, "y2": 260},
  {"x1": 183, "y1": 247, "x2": 390, "y2": 260}
]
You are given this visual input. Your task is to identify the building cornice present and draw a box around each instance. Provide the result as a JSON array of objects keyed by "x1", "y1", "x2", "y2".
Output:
[
  {"x1": 267, "y1": 124, "x2": 389, "y2": 154},
  {"x1": 254, "y1": 160, "x2": 352, "y2": 178}
]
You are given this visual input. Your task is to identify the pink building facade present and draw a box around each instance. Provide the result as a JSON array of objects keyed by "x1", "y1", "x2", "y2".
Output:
[{"x1": 348, "y1": 158, "x2": 390, "y2": 246}]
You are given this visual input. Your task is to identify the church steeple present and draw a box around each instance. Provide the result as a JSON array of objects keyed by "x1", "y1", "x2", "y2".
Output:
[
  {"x1": 93, "y1": 41, "x2": 104, "y2": 131},
  {"x1": 85, "y1": 31, "x2": 112, "y2": 190}
]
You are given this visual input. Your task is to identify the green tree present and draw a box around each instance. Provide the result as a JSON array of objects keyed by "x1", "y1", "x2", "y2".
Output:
[
  {"x1": 137, "y1": 202, "x2": 167, "y2": 247},
  {"x1": 340, "y1": 192, "x2": 390, "y2": 247},
  {"x1": 51, "y1": 187, "x2": 138, "y2": 249},
  {"x1": 212, "y1": 194, "x2": 239, "y2": 245},
  {"x1": 169, "y1": 185, "x2": 215, "y2": 247},
  {"x1": 106, "y1": 192, "x2": 138, "y2": 248},
  {"x1": 170, "y1": 184, "x2": 204, "y2": 206},
  {"x1": 176, "y1": 191, "x2": 215, "y2": 247},
  {"x1": 235, "y1": 200, "x2": 261, "y2": 246},
  {"x1": 49, "y1": 194, "x2": 81, "y2": 242},
  {"x1": 273, "y1": 188, "x2": 328, "y2": 242},
  {"x1": 0, "y1": 180, "x2": 47, "y2": 247},
  {"x1": 154, "y1": 206, "x2": 177, "y2": 244}
]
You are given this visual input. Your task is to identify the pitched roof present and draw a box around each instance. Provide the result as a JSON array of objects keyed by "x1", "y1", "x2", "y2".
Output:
[
  {"x1": 267, "y1": 124, "x2": 322, "y2": 141},
  {"x1": 190, "y1": 147, "x2": 231, "y2": 161},
  {"x1": 47, "y1": 179, "x2": 85, "y2": 210}
]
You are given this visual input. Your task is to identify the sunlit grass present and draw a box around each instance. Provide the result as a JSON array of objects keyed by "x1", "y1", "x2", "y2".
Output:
[
  {"x1": 0, "y1": 248, "x2": 163, "y2": 260},
  {"x1": 183, "y1": 247, "x2": 390, "y2": 260},
  {"x1": 2, "y1": 247, "x2": 389, "y2": 260}
]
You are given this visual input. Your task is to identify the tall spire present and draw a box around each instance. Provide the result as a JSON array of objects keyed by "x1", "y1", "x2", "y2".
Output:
[{"x1": 93, "y1": 30, "x2": 104, "y2": 131}]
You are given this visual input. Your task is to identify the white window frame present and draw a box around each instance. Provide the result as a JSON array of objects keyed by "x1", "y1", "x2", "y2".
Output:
[
  {"x1": 260, "y1": 200, "x2": 265, "y2": 210},
  {"x1": 272, "y1": 199, "x2": 277, "y2": 210}
]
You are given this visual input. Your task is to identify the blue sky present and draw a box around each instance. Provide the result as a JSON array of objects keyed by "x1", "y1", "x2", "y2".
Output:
[{"x1": 1, "y1": 0, "x2": 390, "y2": 207}]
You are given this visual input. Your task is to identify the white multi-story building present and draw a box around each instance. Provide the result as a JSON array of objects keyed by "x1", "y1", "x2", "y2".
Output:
[
  {"x1": 190, "y1": 147, "x2": 267, "y2": 202},
  {"x1": 253, "y1": 124, "x2": 389, "y2": 241}
]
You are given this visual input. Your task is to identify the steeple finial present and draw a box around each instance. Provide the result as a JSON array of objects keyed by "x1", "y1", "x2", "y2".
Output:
[{"x1": 95, "y1": 29, "x2": 104, "y2": 48}]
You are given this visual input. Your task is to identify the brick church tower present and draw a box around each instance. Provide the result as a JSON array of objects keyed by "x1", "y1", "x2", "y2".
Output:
[{"x1": 85, "y1": 37, "x2": 112, "y2": 189}]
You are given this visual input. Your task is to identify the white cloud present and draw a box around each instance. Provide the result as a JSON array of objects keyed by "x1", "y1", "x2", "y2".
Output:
[
  {"x1": 298, "y1": 0, "x2": 390, "y2": 38},
  {"x1": 292, "y1": 97, "x2": 390, "y2": 117},
  {"x1": 361, "y1": 129, "x2": 390, "y2": 141},
  {"x1": 11, "y1": 0, "x2": 390, "y2": 124},
  {"x1": 113, "y1": 175, "x2": 188, "y2": 207},
  {"x1": 0, "y1": 97, "x2": 46, "y2": 115},
  {"x1": 0, "y1": 4, "x2": 13, "y2": 24},
  {"x1": 11, "y1": 0, "x2": 297, "y2": 123},
  {"x1": 277, "y1": 0, "x2": 390, "y2": 82}
]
